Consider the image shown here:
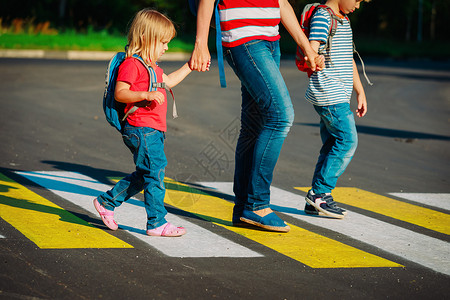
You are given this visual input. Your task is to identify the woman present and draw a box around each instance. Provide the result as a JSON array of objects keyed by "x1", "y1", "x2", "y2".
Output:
[{"x1": 190, "y1": 0, "x2": 322, "y2": 232}]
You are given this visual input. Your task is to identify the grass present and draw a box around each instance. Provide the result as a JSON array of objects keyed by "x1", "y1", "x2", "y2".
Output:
[
  {"x1": 1, "y1": 30, "x2": 448, "y2": 60},
  {"x1": 0, "y1": 31, "x2": 195, "y2": 53}
]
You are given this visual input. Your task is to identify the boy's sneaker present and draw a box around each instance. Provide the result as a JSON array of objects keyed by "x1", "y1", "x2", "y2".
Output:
[
  {"x1": 305, "y1": 201, "x2": 347, "y2": 216},
  {"x1": 305, "y1": 190, "x2": 345, "y2": 219},
  {"x1": 304, "y1": 202, "x2": 324, "y2": 216}
]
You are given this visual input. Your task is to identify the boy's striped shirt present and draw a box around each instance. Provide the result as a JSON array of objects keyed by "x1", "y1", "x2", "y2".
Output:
[
  {"x1": 306, "y1": 8, "x2": 354, "y2": 106},
  {"x1": 218, "y1": 0, "x2": 281, "y2": 48}
]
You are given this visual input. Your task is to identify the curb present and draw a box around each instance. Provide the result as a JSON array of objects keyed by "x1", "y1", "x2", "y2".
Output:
[{"x1": 0, "y1": 49, "x2": 191, "y2": 61}]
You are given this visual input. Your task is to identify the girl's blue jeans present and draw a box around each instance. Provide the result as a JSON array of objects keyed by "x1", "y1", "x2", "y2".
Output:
[
  {"x1": 312, "y1": 102, "x2": 358, "y2": 194},
  {"x1": 224, "y1": 40, "x2": 294, "y2": 215},
  {"x1": 97, "y1": 124, "x2": 167, "y2": 230}
]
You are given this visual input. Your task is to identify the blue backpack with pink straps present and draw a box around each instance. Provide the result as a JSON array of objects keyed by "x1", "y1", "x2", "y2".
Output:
[{"x1": 103, "y1": 52, "x2": 175, "y2": 132}]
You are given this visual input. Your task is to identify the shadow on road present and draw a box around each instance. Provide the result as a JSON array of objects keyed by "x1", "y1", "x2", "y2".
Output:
[{"x1": 295, "y1": 123, "x2": 450, "y2": 141}]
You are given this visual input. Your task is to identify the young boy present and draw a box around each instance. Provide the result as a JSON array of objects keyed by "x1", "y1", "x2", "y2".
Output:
[{"x1": 303, "y1": 0, "x2": 369, "y2": 218}]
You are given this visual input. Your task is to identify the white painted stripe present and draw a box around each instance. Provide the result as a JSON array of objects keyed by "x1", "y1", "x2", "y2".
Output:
[
  {"x1": 389, "y1": 193, "x2": 450, "y2": 211},
  {"x1": 15, "y1": 171, "x2": 261, "y2": 258},
  {"x1": 0, "y1": 234, "x2": 5, "y2": 238},
  {"x1": 199, "y1": 182, "x2": 450, "y2": 276}
]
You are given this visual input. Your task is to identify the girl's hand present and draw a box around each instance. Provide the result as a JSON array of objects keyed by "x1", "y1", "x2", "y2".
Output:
[{"x1": 145, "y1": 91, "x2": 165, "y2": 105}]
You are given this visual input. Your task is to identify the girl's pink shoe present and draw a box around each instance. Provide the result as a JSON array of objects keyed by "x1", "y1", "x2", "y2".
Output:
[
  {"x1": 93, "y1": 198, "x2": 118, "y2": 231},
  {"x1": 146, "y1": 222, "x2": 186, "y2": 237}
]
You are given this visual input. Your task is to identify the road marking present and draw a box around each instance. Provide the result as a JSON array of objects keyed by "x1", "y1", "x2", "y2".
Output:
[
  {"x1": 202, "y1": 182, "x2": 450, "y2": 276},
  {"x1": 16, "y1": 171, "x2": 261, "y2": 258},
  {"x1": 0, "y1": 172, "x2": 132, "y2": 249},
  {"x1": 295, "y1": 187, "x2": 450, "y2": 235},
  {"x1": 162, "y1": 179, "x2": 400, "y2": 269},
  {"x1": 11, "y1": 171, "x2": 446, "y2": 273},
  {"x1": 389, "y1": 193, "x2": 450, "y2": 211},
  {"x1": 206, "y1": 182, "x2": 450, "y2": 275}
]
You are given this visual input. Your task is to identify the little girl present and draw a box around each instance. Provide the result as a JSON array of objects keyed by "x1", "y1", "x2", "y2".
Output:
[{"x1": 94, "y1": 9, "x2": 207, "y2": 237}]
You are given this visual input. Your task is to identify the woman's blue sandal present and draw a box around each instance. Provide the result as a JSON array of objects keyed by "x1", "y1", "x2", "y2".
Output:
[{"x1": 240, "y1": 210, "x2": 290, "y2": 232}]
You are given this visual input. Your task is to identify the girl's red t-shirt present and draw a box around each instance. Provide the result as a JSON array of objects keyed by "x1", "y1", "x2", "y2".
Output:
[{"x1": 117, "y1": 57, "x2": 167, "y2": 132}]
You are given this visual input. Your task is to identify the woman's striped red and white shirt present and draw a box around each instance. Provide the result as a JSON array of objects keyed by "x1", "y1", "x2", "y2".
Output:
[{"x1": 218, "y1": 0, "x2": 281, "y2": 48}]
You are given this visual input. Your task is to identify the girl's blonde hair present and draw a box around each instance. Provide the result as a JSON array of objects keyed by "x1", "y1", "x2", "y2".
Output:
[{"x1": 126, "y1": 9, "x2": 176, "y2": 65}]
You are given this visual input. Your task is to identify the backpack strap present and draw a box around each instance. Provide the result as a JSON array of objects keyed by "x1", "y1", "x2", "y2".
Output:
[
  {"x1": 122, "y1": 55, "x2": 178, "y2": 121},
  {"x1": 318, "y1": 5, "x2": 344, "y2": 54},
  {"x1": 320, "y1": 8, "x2": 373, "y2": 85},
  {"x1": 153, "y1": 82, "x2": 178, "y2": 118},
  {"x1": 353, "y1": 43, "x2": 374, "y2": 86},
  {"x1": 214, "y1": 1, "x2": 226, "y2": 88}
]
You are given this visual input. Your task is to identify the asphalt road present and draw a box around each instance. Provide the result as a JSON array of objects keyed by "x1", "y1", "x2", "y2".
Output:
[{"x1": 0, "y1": 57, "x2": 449, "y2": 299}]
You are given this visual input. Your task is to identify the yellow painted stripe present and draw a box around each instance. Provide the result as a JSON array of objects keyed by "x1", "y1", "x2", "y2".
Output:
[
  {"x1": 0, "y1": 173, "x2": 132, "y2": 249},
  {"x1": 161, "y1": 178, "x2": 401, "y2": 268},
  {"x1": 295, "y1": 187, "x2": 450, "y2": 235}
]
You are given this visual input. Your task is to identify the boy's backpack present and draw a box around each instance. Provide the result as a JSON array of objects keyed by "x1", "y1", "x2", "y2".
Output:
[
  {"x1": 295, "y1": 3, "x2": 345, "y2": 77},
  {"x1": 188, "y1": 0, "x2": 226, "y2": 88},
  {"x1": 103, "y1": 52, "x2": 176, "y2": 133},
  {"x1": 295, "y1": 3, "x2": 373, "y2": 85}
]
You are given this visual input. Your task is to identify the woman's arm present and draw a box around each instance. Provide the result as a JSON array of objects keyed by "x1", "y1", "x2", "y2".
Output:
[
  {"x1": 280, "y1": 0, "x2": 319, "y2": 70},
  {"x1": 189, "y1": 0, "x2": 215, "y2": 72}
]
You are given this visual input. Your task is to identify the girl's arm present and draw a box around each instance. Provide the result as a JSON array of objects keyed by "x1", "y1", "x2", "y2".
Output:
[
  {"x1": 190, "y1": 0, "x2": 215, "y2": 72},
  {"x1": 280, "y1": 0, "x2": 321, "y2": 71},
  {"x1": 115, "y1": 81, "x2": 165, "y2": 105},
  {"x1": 353, "y1": 59, "x2": 367, "y2": 117},
  {"x1": 162, "y1": 62, "x2": 196, "y2": 89}
]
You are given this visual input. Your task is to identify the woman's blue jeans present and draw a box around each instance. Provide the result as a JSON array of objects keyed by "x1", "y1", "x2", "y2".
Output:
[
  {"x1": 97, "y1": 124, "x2": 167, "y2": 230},
  {"x1": 224, "y1": 40, "x2": 294, "y2": 215},
  {"x1": 312, "y1": 102, "x2": 358, "y2": 194}
]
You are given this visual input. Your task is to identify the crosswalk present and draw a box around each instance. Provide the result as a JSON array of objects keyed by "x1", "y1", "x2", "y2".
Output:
[
  {"x1": 0, "y1": 172, "x2": 131, "y2": 249},
  {"x1": 0, "y1": 171, "x2": 449, "y2": 276},
  {"x1": 12, "y1": 171, "x2": 260, "y2": 258}
]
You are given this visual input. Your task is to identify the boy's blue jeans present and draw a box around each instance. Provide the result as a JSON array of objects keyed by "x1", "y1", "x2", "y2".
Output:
[
  {"x1": 97, "y1": 124, "x2": 167, "y2": 230},
  {"x1": 312, "y1": 102, "x2": 358, "y2": 194},
  {"x1": 224, "y1": 40, "x2": 294, "y2": 215}
]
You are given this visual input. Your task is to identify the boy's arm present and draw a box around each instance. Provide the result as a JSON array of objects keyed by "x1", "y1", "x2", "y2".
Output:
[
  {"x1": 353, "y1": 59, "x2": 367, "y2": 117},
  {"x1": 163, "y1": 62, "x2": 197, "y2": 89},
  {"x1": 190, "y1": 0, "x2": 215, "y2": 72},
  {"x1": 280, "y1": 0, "x2": 321, "y2": 71},
  {"x1": 115, "y1": 81, "x2": 165, "y2": 105}
]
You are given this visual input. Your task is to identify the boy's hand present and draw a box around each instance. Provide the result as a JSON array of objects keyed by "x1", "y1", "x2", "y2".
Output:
[
  {"x1": 314, "y1": 54, "x2": 325, "y2": 71},
  {"x1": 304, "y1": 53, "x2": 325, "y2": 72},
  {"x1": 145, "y1": 91, "x2": 165, "y2": 105},
  {"x1": 356, "y1": 93, "x2": 367, "y2": 117}
]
